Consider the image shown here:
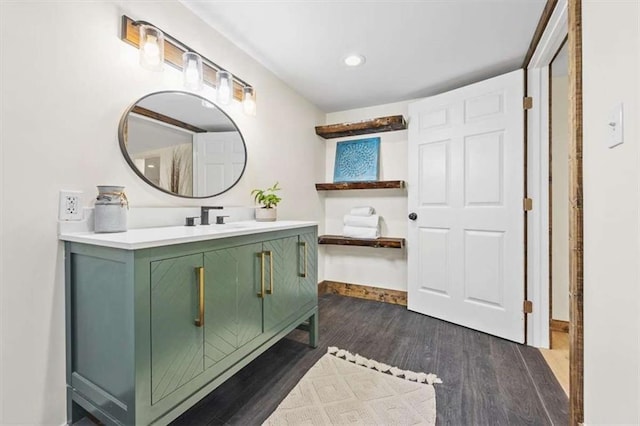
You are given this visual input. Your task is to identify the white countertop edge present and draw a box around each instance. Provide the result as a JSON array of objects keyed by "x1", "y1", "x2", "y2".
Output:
[{"x1": 59, "y1": 220, "x2": 318, "y2": 250}]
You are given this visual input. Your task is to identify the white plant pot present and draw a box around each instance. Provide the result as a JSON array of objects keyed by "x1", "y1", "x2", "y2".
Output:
[{"x1": 255, "y1": 207, "x2": 277, "y2": 222}]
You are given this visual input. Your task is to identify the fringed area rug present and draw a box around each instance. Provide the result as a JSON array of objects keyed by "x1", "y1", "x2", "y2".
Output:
[{"x1": 263, "y1": 347, "x2": 442, "y2": 425}]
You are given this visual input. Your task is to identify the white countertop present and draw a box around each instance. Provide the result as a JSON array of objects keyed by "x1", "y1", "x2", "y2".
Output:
[{"x1": 59, "y1": 220, "x2": 317, "y2": 250}]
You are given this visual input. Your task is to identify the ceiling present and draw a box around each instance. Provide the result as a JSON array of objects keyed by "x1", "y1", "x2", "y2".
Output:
[
  {"x1": 180, "y1": 0, "x2": 547, "y2": 113},
  {"x1": 139, "y1": 92, "x2": 237, "y2": 132}
]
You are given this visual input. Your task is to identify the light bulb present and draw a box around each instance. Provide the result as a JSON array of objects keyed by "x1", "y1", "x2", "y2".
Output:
[
  {"x1": 243, "y1": 86, "x2": 256, "y2": 116},
  {"x1": 143, "y1": 36, "x2": 160, "y2": 62},
  {"x1": 185, "y1": 60, "x2": 198, "y2": 81},
  {"x1": 218, "y1": 80, "x2": 230, "y2": 103},
  {"x1": 139, "y1": 25, "x2": 164, "y2": 71},
  {"x1": 182, "y1": 52, "x2": 203, "y2": 90},
  {"x1": 216, "y1": 71, "x2": 233, "y2": 105}
]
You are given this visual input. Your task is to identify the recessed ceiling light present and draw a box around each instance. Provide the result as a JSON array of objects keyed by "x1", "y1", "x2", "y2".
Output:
[{"x1": 344, "y1": 54, "x2": 366, "y2": 67}]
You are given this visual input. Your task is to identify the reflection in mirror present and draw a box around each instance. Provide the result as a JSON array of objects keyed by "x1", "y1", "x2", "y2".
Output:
[
  {"x1": 550, "y1": 41, "x2": 570, "y2": 355},
  {"x1": 119, "y1": 91, "x2": 247, "y2": 198}
]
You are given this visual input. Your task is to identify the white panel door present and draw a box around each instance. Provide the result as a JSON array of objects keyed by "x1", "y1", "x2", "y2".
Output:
[
  {"x1": 193, "y1": 132, "x2": 244, "y2": 196},
  {"x1": 407, "y1": 70, "x2": 525, "y2": 343}
]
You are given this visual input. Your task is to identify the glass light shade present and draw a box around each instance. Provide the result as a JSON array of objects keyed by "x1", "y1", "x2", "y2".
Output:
[
  {"x1": 242, "y1": 87, "x2": 256, "y2": 116},
  {"x1": 216, "y1": 70, "x2": 233, "y2": 105},
  {"x1": 182, "y1": 52, "x2": 203, "y2": 90},
  {"x1": 139, "y1": 24, "x2": 164, "y2": 71}
]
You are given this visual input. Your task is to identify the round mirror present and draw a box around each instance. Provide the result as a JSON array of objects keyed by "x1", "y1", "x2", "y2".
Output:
[{"x1": 118, "y1": 91, "x2": 247, "y2": 198}]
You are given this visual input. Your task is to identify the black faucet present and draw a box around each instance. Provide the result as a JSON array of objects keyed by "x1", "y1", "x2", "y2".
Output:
[{"x1": 200, "y1": 206, "x2": 223, "y2": 225}]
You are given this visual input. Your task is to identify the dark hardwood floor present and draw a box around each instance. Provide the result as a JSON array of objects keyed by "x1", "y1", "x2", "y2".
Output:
[{"x1": 173, "y1": 294, "x2": 568, "y2": 425}]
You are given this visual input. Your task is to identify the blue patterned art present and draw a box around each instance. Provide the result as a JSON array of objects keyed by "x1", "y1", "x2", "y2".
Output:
[{"x1": 333, "y1": 137, "x2": 380, "y2": 182}]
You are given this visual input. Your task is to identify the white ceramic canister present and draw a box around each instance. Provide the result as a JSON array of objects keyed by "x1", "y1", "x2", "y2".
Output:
[{"x1": 94, "y1": 185, "x2": 128, "y2": 233}]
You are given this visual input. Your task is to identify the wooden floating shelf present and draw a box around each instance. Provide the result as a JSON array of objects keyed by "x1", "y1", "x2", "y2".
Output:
[
  {"x1": 318, "y1": 235, "x2": 405, "y2": 249},
  {"x1": 315, "y1": 115, "x2": 407, "y2": 139},
  {"x1": 315, "y1": 180, "x2": 405, "y2": 191}
]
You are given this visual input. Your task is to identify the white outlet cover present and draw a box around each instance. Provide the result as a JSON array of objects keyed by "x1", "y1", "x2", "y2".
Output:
[
  {"x1": 59, "y1": 190, "x2": 83, "y2": 221},
  {"x1": 608, "y1": 103, "x2": 624, "y2": 148}
]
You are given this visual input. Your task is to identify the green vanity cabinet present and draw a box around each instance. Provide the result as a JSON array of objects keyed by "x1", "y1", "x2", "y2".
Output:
[
  {"x1": 298, "y1": 232, "x2": 318, "y2": 308},
  {"x1": 64, "y1": 225, "x2": 318, "y2": 426},
  {"x1": 262, "y1": 233, "x2": 318, "y2": 331},
  {"x1": 262, "y1": 236, "x2": 300, "y2": 331},
  {"x1": 150, "y1": 254, "x2": 205, "y2": 405},
  {"x1": 203, "y1": 242, "x2": 263, "y2": 372}
]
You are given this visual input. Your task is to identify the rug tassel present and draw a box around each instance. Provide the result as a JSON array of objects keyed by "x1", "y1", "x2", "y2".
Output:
[
  {"x1": 405, "y1": 371, "x2": 418, "y2": 381},
  {"x1": 390, "y1": 367, "x2": 403, "y2": 377},
  {"x1": 326, "y1": 346, "x2": 442, "y2": 385}
]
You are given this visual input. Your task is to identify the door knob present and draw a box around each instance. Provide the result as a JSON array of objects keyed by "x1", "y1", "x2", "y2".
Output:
[{"x1": 408, "y1": 212, "x2": 418, "y2": 221}]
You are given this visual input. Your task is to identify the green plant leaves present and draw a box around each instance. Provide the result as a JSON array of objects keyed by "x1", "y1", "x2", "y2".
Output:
[{"x1": 251, "y1": 182, "x2": 281, "y2": 208}]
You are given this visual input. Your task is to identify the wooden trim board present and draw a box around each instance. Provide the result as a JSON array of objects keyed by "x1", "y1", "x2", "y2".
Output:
[
  {"x1": 550, "y1": 319, "x2": 569, "y2": 333},
  {"x1": 318, "y1": 235, "x2": 405, "y2": 249},
  {"x1": 131, "y1": 106, "x2": 206, "y2": 133},
  {"x1": 315, "y1": 180, "x2": 405, "y2": 191},
  {"x1": 523, "y1": 0, "x2": 559, "y2": 68},
  {"x1": 567, "y1": 0, "x2": 584, "y2": 424},
  {"x1": 318, "y1": 281, "x2": 407, "y2": 306},
  {"x1": 315, "y1": 115, "x2": 407, "y2": 139}
]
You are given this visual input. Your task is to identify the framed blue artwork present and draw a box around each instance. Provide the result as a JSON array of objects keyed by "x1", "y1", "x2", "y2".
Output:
[{"x1": 333, "y1": 137, "x2": 380, "y2": 182}]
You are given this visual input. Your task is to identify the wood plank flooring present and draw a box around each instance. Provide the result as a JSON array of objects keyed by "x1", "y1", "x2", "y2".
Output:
[
  {"x1": 172, "y1": 294, "x2": 568, "y2": 425},
  {"x1": 539, "y1": 331, "x2": 570, "y2": 396}
]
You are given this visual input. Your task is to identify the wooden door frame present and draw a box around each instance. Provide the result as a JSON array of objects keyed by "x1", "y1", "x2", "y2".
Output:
[
  {"x1": 523, "y1": 0, "x2": 583, "y2": 424},
  {"x1": 566, "y1": 1, "x2": 583, "y2": 423}
]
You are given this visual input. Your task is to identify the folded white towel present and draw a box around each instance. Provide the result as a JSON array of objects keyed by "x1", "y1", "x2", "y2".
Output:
[
  {"x1": 343, "y1": 214, "x2": 380, "y2": 228},
  {"x1": 350, "y1": 206, "x2": 375, "y2": 216},
  {"x1": 343, "y1": 225, "x2": 380, "y2": 239}
]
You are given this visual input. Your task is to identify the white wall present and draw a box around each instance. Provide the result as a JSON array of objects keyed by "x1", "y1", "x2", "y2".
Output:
[
  {"x1": 323, "y1": 101, "x2": 409, "y2": 291},
  {"x1": 551, "y1": 76, "x2": 569, "y2": 322},
  {"x1": 582, "y1": 1, "x2": 640, "y2": 424},
  {"x1": 0, "y1": 1, "x2": 325, "y2": 424}
]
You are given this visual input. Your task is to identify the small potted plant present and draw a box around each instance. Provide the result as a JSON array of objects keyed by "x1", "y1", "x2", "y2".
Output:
[{"x1": 251, "y1": 182, "x2": 282, "y2": 222}]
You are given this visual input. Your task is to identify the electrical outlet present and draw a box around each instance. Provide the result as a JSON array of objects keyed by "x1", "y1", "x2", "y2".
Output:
[{"x1": 59, "y1": 190, "x2": 83, "y2": 221}]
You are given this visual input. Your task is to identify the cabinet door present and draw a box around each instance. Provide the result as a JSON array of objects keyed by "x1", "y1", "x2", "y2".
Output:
[
  {"x1": 298, "y1": 232, "x2": 318, "y2": 308},
  {"x1": 150, "y1": 254, "x2": 204, "y2": 404},
  {"x1": 204, "y1": 243, "x2": 262, "y2": 371},
  {"x1": 263, "y1": 236, "x2": 299, "y2": 331}
]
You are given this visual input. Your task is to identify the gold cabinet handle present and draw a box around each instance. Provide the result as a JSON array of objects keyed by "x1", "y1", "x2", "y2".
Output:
[
  {"x1": 266, "y1": 250, "x2": 274, "y2": 294},
  {"x1": 257, "y1": 252, "x2": 265, "y2": 298},
  {"x1": 194, "y1": 266, "x2": 204, "y2": 327},
  {"x1": 300, "y1": 241, "x2": 308, "y2": 278}
]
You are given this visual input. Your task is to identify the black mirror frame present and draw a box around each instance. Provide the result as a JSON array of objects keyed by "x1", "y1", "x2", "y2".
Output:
[{"x1": 118, "y1": 90, "x2": 248, "y2": 199}]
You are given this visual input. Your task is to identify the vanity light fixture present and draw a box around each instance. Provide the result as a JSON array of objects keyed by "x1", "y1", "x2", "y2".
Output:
[
  {"x1": 121, "y1": 15, "x2": 256, "y2": 115},
  {"x1": 242, "y1": 86, "x2": 257, "y2": 116},
  {"x1": 139, "y1": 24, "x2": 164, "y2": 71},
  {"x1": 216, "y1": 70, "x2": 233, "y2": 105}
]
